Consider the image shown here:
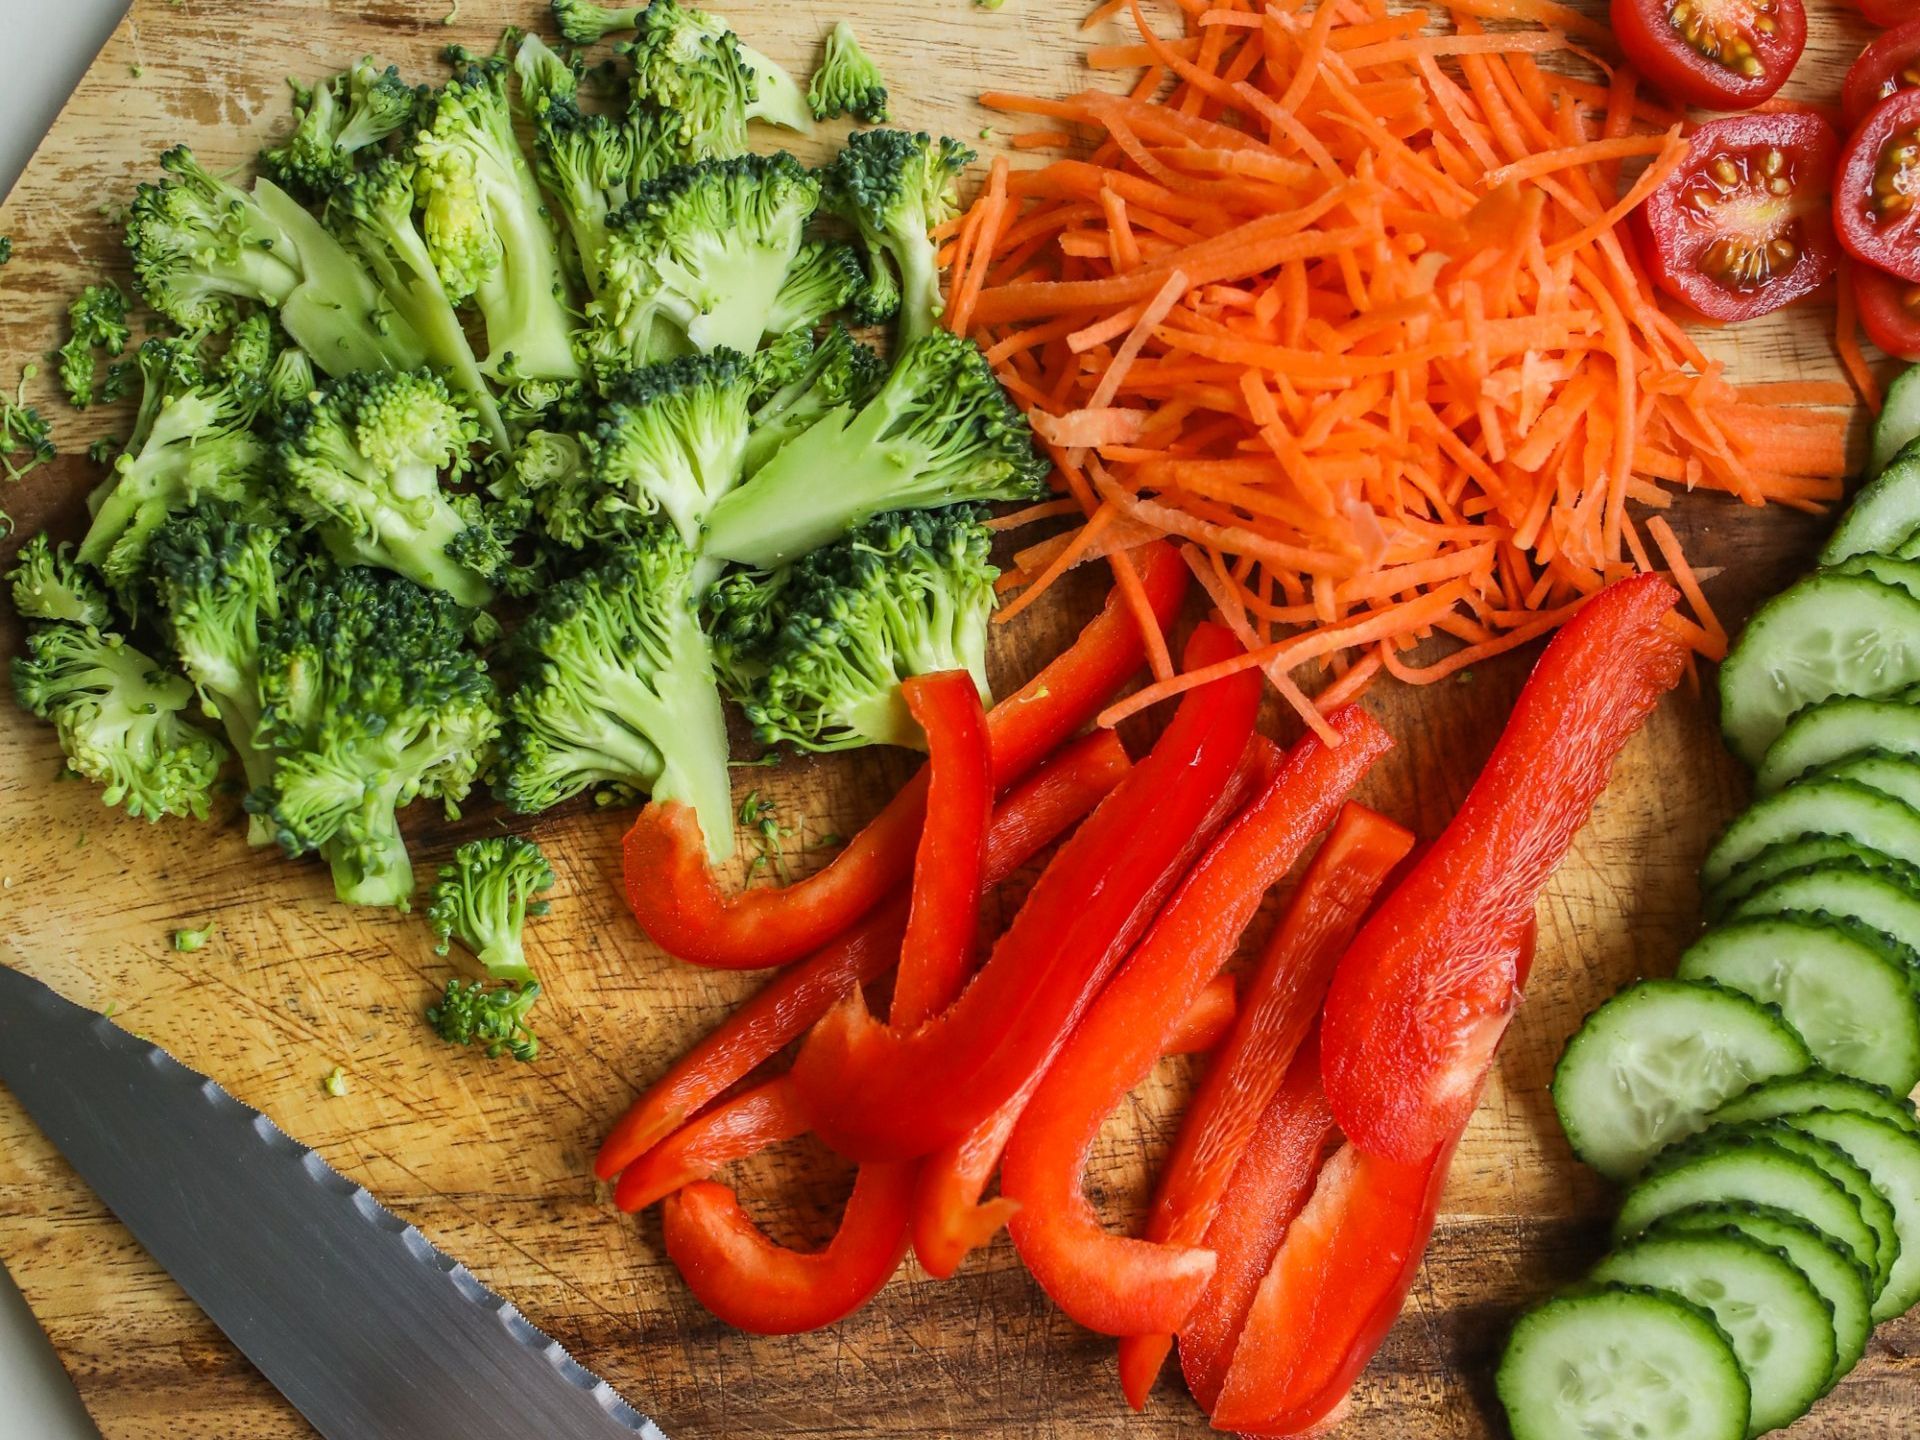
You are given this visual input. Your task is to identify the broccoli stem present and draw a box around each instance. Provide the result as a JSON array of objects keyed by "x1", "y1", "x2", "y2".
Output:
[{"x1": 329, "y1": 783, "x2": 414, "y2": 907}]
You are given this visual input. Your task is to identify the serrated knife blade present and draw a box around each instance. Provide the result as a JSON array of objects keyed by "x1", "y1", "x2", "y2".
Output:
[{"x1": 0, "y1": 965, "x2": 667, "y2": 1440}]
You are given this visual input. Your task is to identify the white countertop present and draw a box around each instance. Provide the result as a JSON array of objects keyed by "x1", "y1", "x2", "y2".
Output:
[{"x1": 0, "y1": 0, "x2": 131, "y2": 1434}]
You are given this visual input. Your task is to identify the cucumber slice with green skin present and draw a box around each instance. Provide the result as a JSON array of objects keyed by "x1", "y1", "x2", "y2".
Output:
[
  {"x1": 1755, "y1": 698, "x2": 1920, "y2": 794},
  {"x1": 1712, "y1": 1068, "x2": 1920, "y2": 1137},
  {"x1": 1718, "y1": 575, "x2": 1920, "y2": 767},
  {"x1": 1830, "y1": 552, "x2": 1920, "y2": 603},
  {"x1": 1811, "y1": 753, "x2": 1920, "y2": 812},
  {"x1": 1868, "y1": 372, "x2": 1920, "y2": 479},
  {"x1": 1778, "y1": 1109, "x2": 1920, "y2": 1322},
  {"x1": 1590, "y1": 1232, "x2": 1834, "y2": 1437},
  {"x1": 1698, "y1": 1121, "x2": 1902, "y2": 1297},
  {"x1": 1824, "y1": 439, "x2": 1920, "y2": 564},
  {"x1": 1653, "y1": 1206, "x2": 1873, "y2": 1389},
  {"x1": 1497, "y1": 1285, "x2": 1749, "y2": 1440},
  {"x1": 1552, "y1": 980, "x2": 1811, "y2": 1181},
  {"x1": 1702, "y1": 780, "x2": 1920, "y2": 892},
  {"x1": 1618, "y1": 1135, "x2": 1880, "y2": 1281},
  {"x1": 1727, "y1": 869, "x2": 1920, "y2": 965},
  {"x1": 1675, "y1": 918, "x2": 1920, "y2": 1093},
  {"x1": 1703, "y1": 838, "x2": 1920, "y2": 921}
]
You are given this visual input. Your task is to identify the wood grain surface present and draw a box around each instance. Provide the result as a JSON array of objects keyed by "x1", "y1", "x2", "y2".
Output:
[{"x1": 0, "y1": 1, "x2": 1911, "y2": 1436}]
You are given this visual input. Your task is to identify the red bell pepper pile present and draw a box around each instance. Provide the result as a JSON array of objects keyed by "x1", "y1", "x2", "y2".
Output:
[{"x1": 597, "y1": 562, "x2": 1686, "y2": 1430}]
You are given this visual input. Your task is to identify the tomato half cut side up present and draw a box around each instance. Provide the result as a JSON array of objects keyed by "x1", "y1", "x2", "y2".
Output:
[
  {"x1": 1856, "y1": 259, "x2": 1920, "y2": 360},
  {"x1": 1838, "y1": 90, "x2": 1920, "y2": 284},
  {"x1": 1610, "y1": 0, "x2": 1806, "y2": 111},
  {"x1": 1633, "y1": 112, "x2": 1840, "y2": 323},
  {"x1": 1844, "y1": 17, "x2": 1920, "y2": 128}
]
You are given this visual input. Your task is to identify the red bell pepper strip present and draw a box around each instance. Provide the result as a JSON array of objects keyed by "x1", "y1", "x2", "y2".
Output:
[
  {"x1": 909, "y1": 731, "x2": 1284, "y2": 1281},
  {"x1": 1320, "y1": 573, "x2": 1684, "y2": 1163},
  {"x1": 792, "y1": 624, "x2": 1261, "y2": 1163},
  {"x1": 657, "y1": 672, "x2": 994, "y2": 1335},
  {"x1": 1174, "y1": 1031, "x2": 1339, "y2": 1414},
  {"x1": 1119, "y1": 802, "x2": 1414, "y2": 1409},
  {"x1": 1165, "y1": 975, "x2": 1239, "y2": 1057},
  {"x1": 614, "y1": 1076, "x2": 808, "y2": 1212},
  {"x1": 594, "y1": 730, "x2": 1132, "y2": 1180},
  {"x1": 621, "y1": 543, "x2": 1188, "y2": 970},
  {"x1": 1001, "y1": 706, "x2": 1393, "y2": 1339},
  {"x1": 1211, "y1": 925, "x2": 1539, "y2": 1435}
]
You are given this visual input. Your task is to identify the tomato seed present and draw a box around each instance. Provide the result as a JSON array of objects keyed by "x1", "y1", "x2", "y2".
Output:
[{"x1": 1873, "y1": 124, "x2": 1920, "y2": 219}]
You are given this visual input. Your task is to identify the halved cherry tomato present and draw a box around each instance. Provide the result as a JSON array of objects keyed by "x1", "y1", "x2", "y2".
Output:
[
  {"x1": 1844, "y1": 18, "x2": 1920, "y2": 128},
  {"x1": 1610, "y1": 0, "x2": 1806, "y2": 111},
  {"x1": 1858, "y1": 0, "x2": 1907, "y2": 27},
  {"x1": 1839, "y1": 90, "x2": 1920, "y2": 284},
  {"x1": 1855, "y1": 259, "x2": 1920, "y2": 360},
  {"x1": 1632, "y1": 112, "x2": 1840, "y2": 323}
]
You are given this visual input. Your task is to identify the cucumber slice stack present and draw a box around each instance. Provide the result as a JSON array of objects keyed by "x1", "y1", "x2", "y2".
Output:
[{"x1": 1505, "y1": 405, "x2": 1920, "y2": 1438}]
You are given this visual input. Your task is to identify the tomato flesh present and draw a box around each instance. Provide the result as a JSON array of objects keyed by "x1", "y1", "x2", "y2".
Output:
[
  {"x1": 1838, "y1": 90, "x2": 1920, "y2": 285},
  {"x1": 1856, "y1": 260, "x2": 1920, "y2": 360},
  {"x1": 1845, "y1": 18, "x2": 1920, "y2": 128},
  {"x1": 1611, "y1": 0, "x2": 1807, "y2": 111},
  {"x1": 1859, "y1": 0, "x2": 1907, "y2": 27},
  {"x1": 1634, "y1": 112, "x2": 1840, "y2": 323}
]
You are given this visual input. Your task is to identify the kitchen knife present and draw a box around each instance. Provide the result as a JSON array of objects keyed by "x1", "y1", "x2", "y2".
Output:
[{"x1": 0, "y1": 964, "x2": 667, "y2": 1440}]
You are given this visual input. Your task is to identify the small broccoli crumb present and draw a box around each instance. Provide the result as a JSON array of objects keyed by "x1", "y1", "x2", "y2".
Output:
[
  {"x1": 978, "y1": 0, "x2": 1008, "y2": 8},
  {"x1": 130, "y1": 64, "x2": 144, "y2": 78},
  {"x1": 86, "y1": 436, "x2": 119, "y2": 464},
  {"x1": 738, "y1": 791, "x2": 793, "y2": 883},
  {"x1": 0, "y1": 237, "x2": 12, "y2": 265},
  {"x1": 321, "y1": 1065, "x2": 349, "y2": 1097},
  {"x1": 172, "y1": 922, "x2": 214, "y2": 952},
  {"x1": 979, "y1": 127, "x2": 994, "y2": 141},
  {"x1": 57, "y1": 282, "x2": 132, "y2": 409},
  {"x1": 442, "y1": 0, "x2": 460, "y2": 24}
]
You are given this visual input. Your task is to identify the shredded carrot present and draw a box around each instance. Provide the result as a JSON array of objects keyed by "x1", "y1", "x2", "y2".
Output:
[
  {"x1": 950, "y1": 0, "x2": 1851, "y2": 713},
  {"x1": 1836, "y1": 264, "x2": 1885, "y2": 416}
]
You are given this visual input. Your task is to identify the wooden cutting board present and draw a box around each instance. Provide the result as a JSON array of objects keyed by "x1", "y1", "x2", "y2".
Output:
[{"x1": 0, "y1": 1, "x2": 1909, "y2": 1435}]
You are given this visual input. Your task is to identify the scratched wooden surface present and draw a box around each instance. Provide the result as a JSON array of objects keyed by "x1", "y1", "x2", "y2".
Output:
[{"x1": 0, "y1": 0, "x2": 1909, "y2": 1436}]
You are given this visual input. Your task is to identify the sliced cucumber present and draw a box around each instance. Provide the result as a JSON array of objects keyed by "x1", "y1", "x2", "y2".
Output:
[
  {"x1": 1497, "y1": 1285, "x2": 1748, "y2": 1440},
  {"x1": 1812, "y1": 752, "x2": 1920, "y2": 812},
  {"x1": 1830, "y1": 552, "x2": 1920, "y2": 603},
  {"x1": 1618, "y1": 1134, "x2": 1880, "y2": 1281},
  {"x1": 1552, "y1": 980, "x2": 1811, "y2": 1181},
  {"x1": 1713, "y1": 1067, "x2": 1920, "y2": 1137},
  {"x1": 1780, "y1": 1109, "x2": 1920, "y2": 1322},
  {"x1": 1755, "y1": 697, "x2": 1920, "y2": 794},
  {"x1": 1824, "y1": 438, "x2": 1920, "y2": 563},
  {"x1": 1704, "y1": 837, "x2": 1920, "y2": 920},
  {"x1": 1653, "y1": 1205, "x2": 1872, "y2": 1389},
  {"x1": 1702, "y1": 780, "x2": 1920, "y2": 893},
  {"x1": 1590, "y1": 1232, "x2": 1833, "y2": 1436},
  {"x1": 1675, "y1": 918, "x2": 1920, "y2": 1093},
  {"x1": 1718, "y1": 575, "x2": 1920, "y2": 767},
  {"x1": 1868, "y1": 371, "x2": 1920, "y2": 479},
  {"x1": 1727, "y1": 869, "x2": 1920, "y2": 962}
]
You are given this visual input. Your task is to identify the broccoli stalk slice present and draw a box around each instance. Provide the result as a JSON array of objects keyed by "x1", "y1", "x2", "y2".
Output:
[
  {"x1": 808, "y1": 22, "x2": 889, "y2": 124},
  {"x1": 426, "y1": 835, "x2": 555, "y2": 986},
  {"x1": 704, "y1": 329, "x2": 1048, "y2": 567}
]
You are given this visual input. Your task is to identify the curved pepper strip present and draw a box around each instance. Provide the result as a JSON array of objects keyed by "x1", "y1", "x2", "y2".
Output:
[
  {"x1": 1210, "y1": 925, "x2": 1538, "y2": 1434},
  {"x1": 621, "y1": 543, "x2": 1188, "y2": 970},
  {"x1": 1320, "y1": 573, "x2": 1685, "y2": 1163},
  {"x1": 1001, "y1": 706, "x2": 1393, "y2": 1338},
  {"x1": 793, "y1": 624, "x2": 1261, "y2": 1163},
  {"x1": 613, "y1": 1076, "x2": 808, "y2": 1213},
  {"x1": 1164, "y1": 975, "x2": 1238, "y2": 1057},
  {"x1": 1119, "y1": 802, "x2": 1414, "y2": 1409},
  {"x1": 594, "y1": 730, "x2": 1132, "y2": 1180},
  {"x1": 657, "y1": 675, "x2": 992, "y2": 1334}
]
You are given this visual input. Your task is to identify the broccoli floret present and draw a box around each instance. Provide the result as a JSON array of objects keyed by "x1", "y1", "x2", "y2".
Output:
[
  {"x1": 259, "y1": 58, "x2": 418, "y2": 197},
  {"x1": 0, "y1": 365, "x2": 56, "y2": 483},
  {"x1": 551, "y1": 0, "x2": 639, "y2": 45},
  {"x1": 12, "y1": 623, "x2": 227, "y2": 821},
  {"x1": 622, "y1": 0, "x2": 813, "y2": 139},
  {"x1": 498, "y1": 376, "x2": 592, "y2": 439},
  {"x1": 589, "y1": 152, "x2": 818, "y2": 375},
  {"x1": 249, "y1": 563, "x2": 499, "y2": 907},
  {"x1": 511, "y1": 31, "x2": 580, "y2": 119},
  {"x1": 264, "y1": 344, "x2": 318, "y2": 419},
  {"x1": 809, "y1": 22, "x2": 888, "y2": 124},
  {"x1": 427, "y1": 977, "x2": 541, "y2": 1061},
  {"x1": 126, "y1": 147, "x2": 425, "y2": 377},
  {"x1": 570, "y1": 348, "x2": 753, "y2": 549},
  {"x1": 6, "y1": 534, "x2": 112, "y2": 628},
  {"x1": 446, "y1": 488, "x2": 542, "y2": 597},
  {"x1": 704, "y1": 561, "x2": 792, "y2": 696},
  {"x1": 57, "y1": 283, "x2": 133, "y2": 409},
  {"x1": 426, "y1": 834, "x2": 554, "y2": 984},
  {"x1": 273, "y1": 368, "x2": 496, "y2": 607},
  {"x1": 78, "y1": 321, "x2": 275, "y2": 589},
  {"x1": 821, "y1": 129, "x2": 972, "y2": 345},
  {"x1": 764, "y1": 239, "x2": 865, "y2": 337},
  {"x1": 747, "y1": 507, "x2": 997, "y2": 751},
  {"x1": 742, "y1": 323, "x2": 884, "y2": 476},
  {"x1": 147, "y1": 503, "x2": 290, "y2": 843},
  {"x1": 495, "y1": 528, "x2": 734, "y2": 861},
  {"x1": 414, "y1": 53, "x2": 582, "y2": 383},
  {"x1": 705, "y1": 328, "x2": 1047, "y2": 566},
  {"x1": 503, "y1": 427, "x2": 595, "y2": 548}
]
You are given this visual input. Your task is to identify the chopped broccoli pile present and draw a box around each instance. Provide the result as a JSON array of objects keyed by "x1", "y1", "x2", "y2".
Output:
[
  {"x1": 809, "y1": 22, "x2": 888, "y2": 124},
  {"x1": 259, "y1": 57, "x2": 418, "y2": 197},
  {"x1": 821, "y1": 129, "x2": 973, "y2": 343},
  {"x1": 428, "y1": 977, "x2": 541, "y2": 1061},
  {"x1": 58, "y1": 283, "x2": 133, "y2": 409},
  {"x1": 426, "y1": 834, "x2": 554, "y2": 985}
]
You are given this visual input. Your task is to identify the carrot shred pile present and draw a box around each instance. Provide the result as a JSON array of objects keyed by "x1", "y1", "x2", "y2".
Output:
[{"x1": 946, "y1": 0, "x2": 1852, "y2": 732}]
